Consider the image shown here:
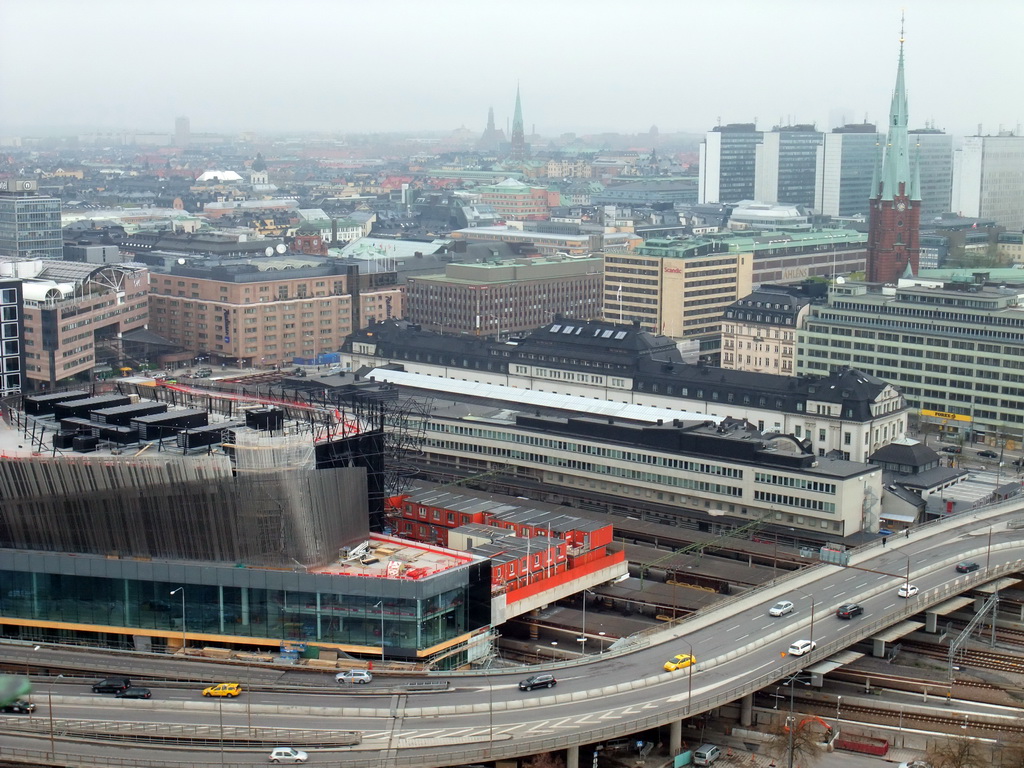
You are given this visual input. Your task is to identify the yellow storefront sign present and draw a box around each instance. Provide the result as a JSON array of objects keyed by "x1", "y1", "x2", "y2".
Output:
[{"x1": 920, "y1": 409, "x2": 972, "y2": 423}]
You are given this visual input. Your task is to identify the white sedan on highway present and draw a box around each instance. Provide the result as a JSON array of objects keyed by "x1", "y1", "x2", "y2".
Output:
[{"x1": 787, "y1": 639, "x2": 816, "y2": 656}]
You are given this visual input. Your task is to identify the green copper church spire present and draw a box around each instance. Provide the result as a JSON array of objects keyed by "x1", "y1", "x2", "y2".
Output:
[
  {"x1": 878, "y1": 15, "x2": 911, "y2": 201},
  {"x1": 510, "y1": 83, "x2": 526, "y2": 159}
]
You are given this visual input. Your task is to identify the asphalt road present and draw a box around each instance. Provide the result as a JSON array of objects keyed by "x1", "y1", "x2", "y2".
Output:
[{"x1": 7, "y1": 497, "x2": 1024, "y2": 768}]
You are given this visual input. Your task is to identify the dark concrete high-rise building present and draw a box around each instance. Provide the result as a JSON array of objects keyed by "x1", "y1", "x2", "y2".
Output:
[
  {"x1": 866, "y1": 30, "x2": 920, "y2": 284},
  {"x1": 909, "y1": 127, "x2": 953, "y2": 222},
  {"x1": 814, "y1": 123, "x2": 882, "y2": 219},
  {"x1": 698, "y1": 123, "x2": 763, "y2": 204},
  {"x1": 754, "y1": 125, "x2": 823, "y2": 206},
  {"x1": 175, "y1": 116, "x2": 190, "y2": 148},
  {"x1": 0, "y1": 278, "x2": 24, "y2": 396}
]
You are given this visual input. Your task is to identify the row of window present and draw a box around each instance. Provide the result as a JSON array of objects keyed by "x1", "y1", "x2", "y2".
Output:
[
  {"x1": 754, "y1": 472, "x2": 836, "y2": 494},
  {"x1": 426, "y1": 422, "x2": 842, "y2": 509}
]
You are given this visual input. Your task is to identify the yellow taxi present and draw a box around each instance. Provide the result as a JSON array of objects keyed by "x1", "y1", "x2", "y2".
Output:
[
  {"x1": 202, "y1": 682, "x2": 242, "y2": 697},
  {"x1": 663, "y1": 653, "x2": 696, "y2": 672}
]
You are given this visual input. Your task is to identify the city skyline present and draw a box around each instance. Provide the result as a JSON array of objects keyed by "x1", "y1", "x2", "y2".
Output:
[{"x1": 1, "y1": 0, "x2": 1022, "y2": 139}]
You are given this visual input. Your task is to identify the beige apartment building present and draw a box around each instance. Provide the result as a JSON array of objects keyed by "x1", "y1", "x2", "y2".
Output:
[
  {"x1": 146, "y1": 254, "x2": 403, "y2": 367},
  {"x1": 404, "y1": 253, "x2": 603, "y2": 337},
  {"x1": 603, "y1": 238, "x2": 752, "y2": 352},
  {"x1": 721, "y1": 286, "x2": 812, "y2": 375}
]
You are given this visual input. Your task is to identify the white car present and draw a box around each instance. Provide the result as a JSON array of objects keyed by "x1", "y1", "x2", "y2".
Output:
[
  {"x1": 898, "y1": 583, "x2": 920, "y2": 598},
  {"x1": 787, "y1": 639, "x2": 816, "y2": 657},
  {"x1": 269, "y1": 747, "x2": 308, "y2": 763},
  {"x1": 335, "y1": 669, "x2": 372, "y2": 684},
  {"x1": 769, "y1": 600, "x2": 794, "y2": 617}
]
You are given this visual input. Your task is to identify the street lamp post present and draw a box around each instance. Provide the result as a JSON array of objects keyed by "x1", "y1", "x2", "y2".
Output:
[
  {"x1": 29, "y1": 644, "x2": 40, "y2": 679},
  {"x1": 485, "y1": 670, "x2": 493, "y2": 759},
  {"x1": 686, "y1": 642, "x2": 694, "y2": 717},
  {"x1": 787, "y1": 677, "x2": 799, "y2": 768},
  {"x1": 374, "y1": 600, "x2": 385, "y2": 662},
  {"x1": 895, "y1": 550, "x2": 912, "y2": 594},
  {"x1": 170, "y1": 587, "x2": 186, "y2": 653},
  {"x1": 218, "y1": 697, "x2": 225, "y2": 768},
  {"x1": 47, "y1": 673, "x2": 64, "y2": 759},
  {"x1": 792, "y1": 587, "x2": 816, "y2": 643},
  {"x1": 579, "y1": 589, "x2": 593, "y2": 654},
  {"x1": 781, "y1": 673, "x2": 811, "y2": 768}
]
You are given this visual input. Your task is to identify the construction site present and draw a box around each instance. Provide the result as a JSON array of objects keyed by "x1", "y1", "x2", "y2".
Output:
[{"x1": 0, "y1": 376, "x2": 493, "y2": 665}]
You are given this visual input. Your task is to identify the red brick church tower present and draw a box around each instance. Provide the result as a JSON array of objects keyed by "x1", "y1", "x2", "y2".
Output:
[{"x1": 866, "y1": 23, "x2": 921, "y2": 284}]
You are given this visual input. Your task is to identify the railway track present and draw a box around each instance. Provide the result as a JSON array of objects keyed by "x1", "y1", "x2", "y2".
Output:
[
  {"x1": 945, "y1": 618, "x2": 1024, "y2": 649},
  {"x1": 830, "y1": 668, "x2": 998, "y2": 692},
  {"x1": 787, "y1": 694, "x2": 1024, "y2": 735},
  {"x1": 902, "y1": 640, "x2": 1024, "y2": 674}
]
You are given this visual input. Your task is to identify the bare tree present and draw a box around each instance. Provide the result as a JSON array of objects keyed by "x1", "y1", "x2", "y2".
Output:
[
  {"x1": 926, "y1": 736, "x2": 987, "y2": 768},
  {"x1": 523, "y1": 751, "x2": 566, "y2": 768},
  {"x1": 762, "y1": 719, "x2": 828, "y2": 767},
  {"x1": 995, "y1": 735, "x2": 1024, "y2": 768}
]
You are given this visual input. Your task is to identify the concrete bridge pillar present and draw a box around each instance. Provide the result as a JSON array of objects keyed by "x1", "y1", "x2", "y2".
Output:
[
  {"x1": 669, "y1": 719, "x2": 683, "y2": 755},
  {"x1": 740, "y1": 693, "x2": 753, "y2": 727},
  {"x1": 566, "y1": 743, "x2": 579, "y2": 768}
]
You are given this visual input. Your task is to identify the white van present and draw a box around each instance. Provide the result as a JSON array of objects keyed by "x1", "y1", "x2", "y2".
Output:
[{"x1": 693, "y1": 744, "x2": 721, "y2": 765}]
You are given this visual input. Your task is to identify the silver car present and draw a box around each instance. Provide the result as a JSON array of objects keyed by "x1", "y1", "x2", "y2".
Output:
[{"x1": 335, "y1": 669, "x2": 373, "y2": 684}]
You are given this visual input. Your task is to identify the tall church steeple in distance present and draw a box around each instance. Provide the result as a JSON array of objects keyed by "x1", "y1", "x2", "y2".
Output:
[
  {"x1": 866, "y1": 15, "x2": 921, "y2": 284},
  {"x1": 477, "y1": 106, "x2": 505, "y2": 151},
  {"x1": 510, "y1": 83, "x2": 527, "y2": 160}
]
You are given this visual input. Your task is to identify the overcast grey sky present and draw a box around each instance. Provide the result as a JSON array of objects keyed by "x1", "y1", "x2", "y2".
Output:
[{"x1": 1, "y1": 0, "x2": 1021, "y2": 139}]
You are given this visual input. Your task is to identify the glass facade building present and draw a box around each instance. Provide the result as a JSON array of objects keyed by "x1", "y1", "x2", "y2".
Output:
[
  {"x1": 755, "y1": 127, "x2": 823, "y2": 207},
  {"x1": 910, "y1": 130, "x2": 953, "y2": 222},
  {"x1": 815, "y1": 126, "x2": 882, "y2": 219},
  {"x1": 0, "y1": 189, "x2": 63, "y2": 261},
  {"x1": 0, "y1": 551, "x2": 492, "y2": 661},
  {"x1": 699, "y1": 124, "x2": 763, "y2": 204}
]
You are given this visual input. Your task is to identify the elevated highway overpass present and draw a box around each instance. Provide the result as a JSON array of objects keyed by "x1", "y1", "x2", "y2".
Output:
[{"x1": 5, "y1": 499, "x2": 1024, "y2": 768}]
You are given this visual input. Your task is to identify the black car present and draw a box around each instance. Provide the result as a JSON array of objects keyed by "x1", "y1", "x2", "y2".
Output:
[
  {"x1": 835, "y1": 602, "x2": 864, "y2": 620},
  {"x1": 977, "y1": 450, "x2": 999, "y2": 459},
  {"x1": 941, "y1": 446, "x2": 962, "y2": 454},
  {"x1": 956, "y1": 561, "x2": 980, "y2": 573},
  {"x1": 0, "y1": 699, "x2": 36, "y2": 714},
  {"x1": 518, "y1": 673, "x2": 557, "y2": 691},
  {"x1": 115, "y1": 686, "x2": 152, "y2": 699},
  {"x1": 92, "y1": 677, "x2": 131, "y2": 694}
]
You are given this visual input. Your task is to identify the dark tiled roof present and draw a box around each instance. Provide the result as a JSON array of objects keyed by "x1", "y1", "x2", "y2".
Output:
[
  {"x1": 868, "y1": 441, "x2": 937, "y2": 467},
  {"x1": 345, "y1": 320, "x2": 895, "y2": 420}
]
